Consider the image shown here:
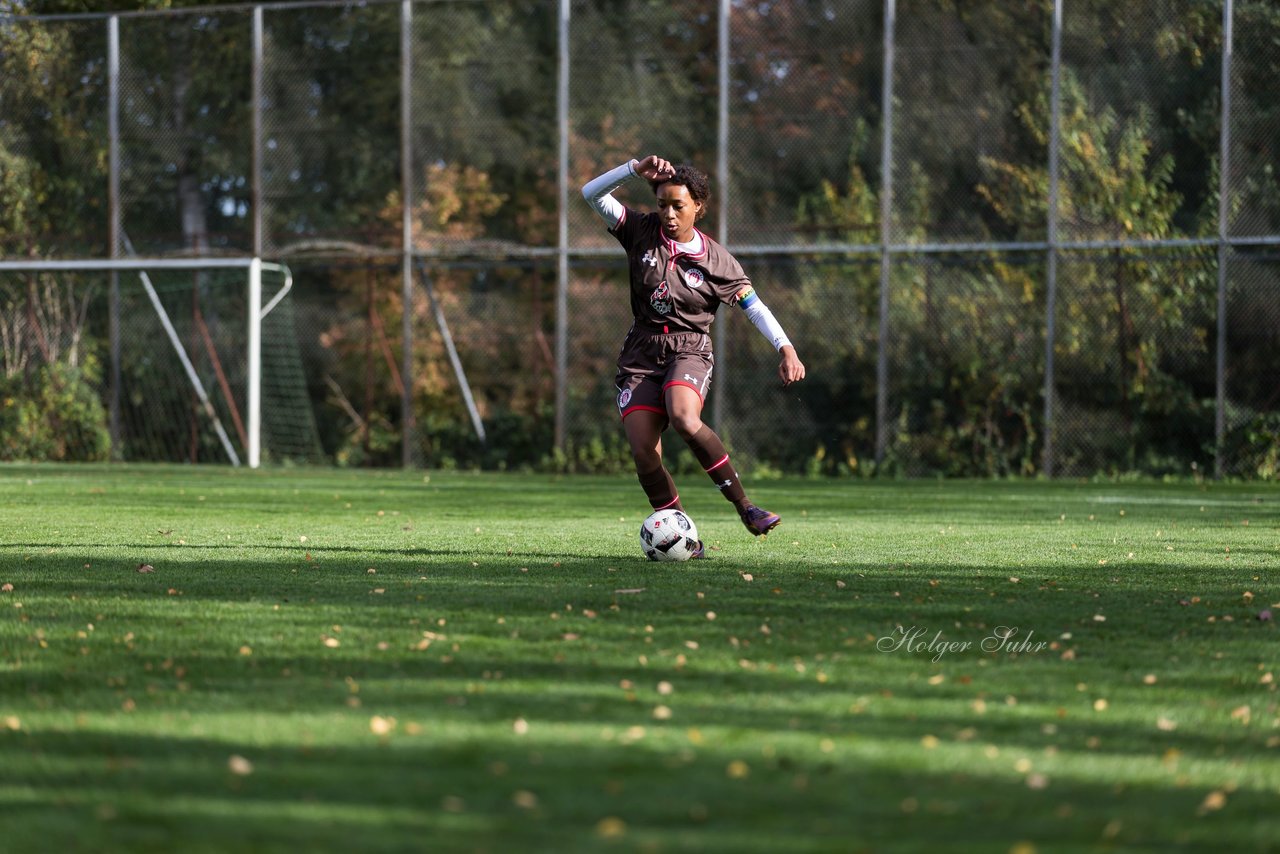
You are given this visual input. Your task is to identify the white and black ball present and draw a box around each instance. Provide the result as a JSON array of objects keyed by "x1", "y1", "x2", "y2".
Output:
[{"x1": 639, "y1": 509, "x2": 699, "y2": 562}]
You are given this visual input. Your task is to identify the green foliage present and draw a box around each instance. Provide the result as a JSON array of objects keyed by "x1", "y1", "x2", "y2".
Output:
[
  {"x1": 794, "y1": 120, "x2": 878, "y2": 242},
  {"x1": 976, "y1": 71, "x2": 1217, "y2": 475},
  {"x1": 790, "y1": 131, "x2": 1043, "y2": 477},
  {"x1": 0, "y1": 271, "x2": 108, "y2": 462},
  {"x1": 2, "y1": 1, "x2": 1278, "y2": 476},
  {"x1": 0, "y1": 14, "x2": 109, "y2": 256},
  {"x1": 0, "y1": 362, "x2": 110, "y2": 462},
  {"x1": 0, "y1": 140, "x2": 37, "y2": 241},
  {"x1": 543, "y1": 432, "x2": 634, "y2": 475},
  {"x1": 1223, "y1": 411, "x2": 1280, "y2": 481},
  {"x1": 332, "y1": 409, "x2": 400, "y2": 468}
]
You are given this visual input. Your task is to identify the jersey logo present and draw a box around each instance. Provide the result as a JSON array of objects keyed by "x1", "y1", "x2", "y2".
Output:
[
  {"x1": 641, "y1": 250, "x2": 658, "y2": 268},
  {"x1": 618, "y1": 388, "x2": 632, "y2": 410},
  {"x1": 682, "y1": 374, "x2": 699, "y2": 386},
  {"x1": 680, "y1": 267, "x2": 705, "y2": 289},
  {"x1": 650, "y1": 281, "x2": 672, "y2": 315}
]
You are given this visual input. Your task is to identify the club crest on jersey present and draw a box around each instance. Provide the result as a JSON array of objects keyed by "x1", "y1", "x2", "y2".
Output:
[
  {"x1": 618, "y1": 388, "x2": 632, "y2": 410},
  {"x1": 680, "y1": 266, "x2": 705, "y2": 289},
  {"x1": 650, "y1": 281, "x2": 672, "y2": 315}
]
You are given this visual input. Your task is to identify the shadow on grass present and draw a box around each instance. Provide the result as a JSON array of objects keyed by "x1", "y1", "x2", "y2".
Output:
[
  {"x1": 2, "y1": 723, "x2": 1278, "y2": 854},
  {"x1": 3, "y1": 550, "x2": 1276, "y2": 852}
]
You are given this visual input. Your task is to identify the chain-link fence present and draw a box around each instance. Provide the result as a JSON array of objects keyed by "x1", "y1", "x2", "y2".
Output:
[{"x1": 1, "y1": 0, "x2": 1277, "y2": 477}]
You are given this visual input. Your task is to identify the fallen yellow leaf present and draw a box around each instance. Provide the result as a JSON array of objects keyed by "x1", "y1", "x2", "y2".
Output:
[
  {"x1": 1199, "y1": 790, "x2": 1227, "y2": 812},
  {"x1": 595, "y1": 817, "x2": 626, "y2": 838}
]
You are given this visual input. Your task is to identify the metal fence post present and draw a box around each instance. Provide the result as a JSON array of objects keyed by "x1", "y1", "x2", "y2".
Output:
[
  {"x1": 1042, "y1": 0, "x2": 1064, "y2": 477},
  {"x1": 108, "y1": 15, "x2": 121, "y2": 460},
  {"x1": 554, "y1": 0, "x2": 570, "y2": 454},
  {"x1": 1215, "y1": 0, "x2": 1234, "y2": 480},
  {"x1": 252, "y1": 6, "x2": 263, "y2": 258},
  {"x1": 401, "y1": 0, "x2": 415, "y2": 468},
  {"x1": 712, "y1": 0, "x2": 730, "y2": 432},
  {"x1": 875, "y1": 0, "x2": 895, "y2": 468},
  {"x1": 250, "y1": 6, "x2": 265, "y2": 467},
  {"x1": 247, "y1": 257, "x2": 262, "y2": 467}
]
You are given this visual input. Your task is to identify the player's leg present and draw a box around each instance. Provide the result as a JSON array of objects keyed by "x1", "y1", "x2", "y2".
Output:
[
  {"x1": 617, "y1": 376, "x2": 682, "y2": 512},
  {"x1": 624, "y1": 399, "x2": 703, "y2": 558},
  {"x1": 664, "y1": 383, "x2": 746, "y2": 509},
  {"x1": 664, "y1": 360, "x2": 781, "y2": 537},
  {"x1": 623, "y1": 409, "x2": 683, "y2": 512}
]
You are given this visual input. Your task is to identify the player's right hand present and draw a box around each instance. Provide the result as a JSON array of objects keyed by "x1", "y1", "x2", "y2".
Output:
[
  {"x1": 778, "y1": 346, "x2": 806, "y2": 387},
  {"x1": 634, "y1": 155, "x2": 675, "y2": 181}
]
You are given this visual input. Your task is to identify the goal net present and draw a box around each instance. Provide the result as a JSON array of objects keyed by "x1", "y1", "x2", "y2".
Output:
[{"x1": 0, "y1": 259, "x2": 323, "y2": 466}]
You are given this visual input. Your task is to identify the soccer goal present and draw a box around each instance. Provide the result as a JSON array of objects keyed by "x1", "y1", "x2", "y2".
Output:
[{"x1": 0, "y1": 256, "x2": 322, "y2": 467}]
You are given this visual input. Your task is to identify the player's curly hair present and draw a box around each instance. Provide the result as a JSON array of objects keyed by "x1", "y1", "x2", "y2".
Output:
[{"x1": 652, "y1": 165, "x2": 710, "y2": 221}]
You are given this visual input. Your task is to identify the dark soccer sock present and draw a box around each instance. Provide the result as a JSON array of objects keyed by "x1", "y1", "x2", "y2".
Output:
[
  {"x1": 637, "y1": 464, "x2": 682, "y2": 511},
  {"x1": 686, "y1": 425, "x2": 749, "y2": 509}
]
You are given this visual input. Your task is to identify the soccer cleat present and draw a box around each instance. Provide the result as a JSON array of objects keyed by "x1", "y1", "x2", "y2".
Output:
[
  {"x1": 689, "y1": 539, "x2": 707, "y2": 559},
  {"x1": 739, "y1": 505, "x2": 780, "y2": 536}
]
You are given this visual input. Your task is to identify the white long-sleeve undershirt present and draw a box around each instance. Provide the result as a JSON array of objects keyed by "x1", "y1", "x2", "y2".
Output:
[
  {"x1": 740, "y1": 294, "x2": 792, "y2": 351},
  {"x1": 581, "y1": 160, "x2": 635, "y2": 230}
]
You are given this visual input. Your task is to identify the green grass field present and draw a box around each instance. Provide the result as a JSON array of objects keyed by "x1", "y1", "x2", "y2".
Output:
[{"x1": 1, "y1": 464, "x2": 1277, "y2": 853}]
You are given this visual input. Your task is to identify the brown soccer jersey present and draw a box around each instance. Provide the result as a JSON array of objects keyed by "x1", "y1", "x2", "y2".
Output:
[{"x1": 610, "y1": 207, "x2": 753, "y2": 333}]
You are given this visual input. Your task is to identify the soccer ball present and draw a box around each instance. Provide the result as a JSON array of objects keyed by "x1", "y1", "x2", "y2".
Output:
[{"x1": 639, "y1": 508, "x2": 699, "y2": 562}]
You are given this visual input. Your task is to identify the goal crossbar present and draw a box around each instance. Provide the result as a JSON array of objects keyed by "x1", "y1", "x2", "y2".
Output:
[{"x1": 0, "y1": 258, "x2": 258, "y2": 271}]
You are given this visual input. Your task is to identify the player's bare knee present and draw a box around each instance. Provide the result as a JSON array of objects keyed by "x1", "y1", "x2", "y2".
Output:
[
  {"x1": 632, "y1": 447, "x2": 661, "y2": 471},
  {"x1": 669, "y1": 411, "x2": 702, "y2": 439}
]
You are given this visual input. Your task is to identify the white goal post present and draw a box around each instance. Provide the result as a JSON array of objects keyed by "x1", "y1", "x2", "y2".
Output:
[{"x1": 0, "y1": 256, "x2": 292, "y2": 468}]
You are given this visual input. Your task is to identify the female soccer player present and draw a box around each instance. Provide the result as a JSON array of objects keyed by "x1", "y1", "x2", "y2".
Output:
[{"x1": 582, "y1": 154, "x2": 805, "y2": 554}]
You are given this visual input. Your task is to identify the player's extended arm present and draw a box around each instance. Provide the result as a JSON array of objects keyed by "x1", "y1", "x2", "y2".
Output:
[
  {"x1": 737, "y1": 287, "x2": 806, "y2": 386},
  {"x1": 581, "y1": 155, "x2": 675, "y2": 229}
]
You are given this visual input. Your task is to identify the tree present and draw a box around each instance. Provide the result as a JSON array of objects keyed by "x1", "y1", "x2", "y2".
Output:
[{"x1": 978, "y1": 71, "x2": 1216, "y2": 473}]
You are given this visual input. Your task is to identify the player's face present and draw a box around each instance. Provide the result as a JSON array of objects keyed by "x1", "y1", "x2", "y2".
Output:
[{"x1": 655, "y1": 183, "x2": 702, "y2": 244}]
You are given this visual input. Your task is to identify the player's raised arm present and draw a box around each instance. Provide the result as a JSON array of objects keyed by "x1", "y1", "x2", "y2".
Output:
[{"x1": 581, "y1": 156, "x2": 675, "y2": 229}]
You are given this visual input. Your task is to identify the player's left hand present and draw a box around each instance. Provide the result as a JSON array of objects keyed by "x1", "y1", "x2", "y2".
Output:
[
  {"x1": 634, "y1": 155, "x2": 675, "y2": 182},
  {"x1": 778, "y1": 345, "x2": 805, "y2": 386}
]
